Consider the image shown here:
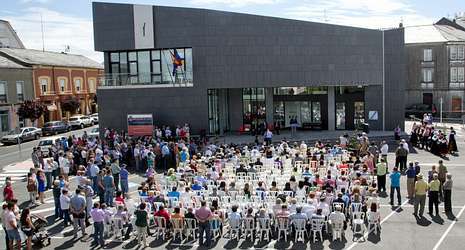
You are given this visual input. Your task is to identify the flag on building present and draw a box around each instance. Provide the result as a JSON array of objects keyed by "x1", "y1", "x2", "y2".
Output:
[{"x1": 171, "y1": 49, "x2": 184, "y2": 76}]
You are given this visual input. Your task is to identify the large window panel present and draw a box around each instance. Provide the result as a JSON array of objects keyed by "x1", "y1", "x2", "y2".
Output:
[{"x1": 137, "y1": 51, "x2": 151, "y2": 83}]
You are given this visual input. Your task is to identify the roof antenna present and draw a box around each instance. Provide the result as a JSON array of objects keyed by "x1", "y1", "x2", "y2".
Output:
[
  {"x1": 324, "y1": 9, "x2": 329, "y2": 23},
  {"x1": 399, "y1": 16, "x2": 404, "y2": 28},
  {"x1": 40, "y1": 13, "x2": 45, "y2": 52}
]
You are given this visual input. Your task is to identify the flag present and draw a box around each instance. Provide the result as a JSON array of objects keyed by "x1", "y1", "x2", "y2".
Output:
[{"x1": 171, "y1": 49, "x2": 184, "y2": 76}]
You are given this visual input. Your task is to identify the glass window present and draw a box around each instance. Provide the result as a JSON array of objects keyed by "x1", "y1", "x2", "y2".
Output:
[
  {"x1": 312, "y1": 102, "x2": 321, "y2": 123},
  {"x1": 128, "y1": 52, "x2": 137, "y2": 61},
  {"x1": 423, "y1": 48, "x2": 432, "y2": 61},
  {"x1": 40, "y1": 78, "x2": 48, "y2": 94},
  {"x1": 16, "y1": 81, "x2": 24, "y2": 102},
  {"x1": 110, "y1": 52, "x2": 119, "y2": 62},
  {"x1": 300, "y1": 102, "x2": 311, "y2": 123},
  {"x1": 152, "y1": 61, "x2": 161, "y2": 74},
  {"x1": 451, "y1": 67, "x2": 458, "y2": 82},
  {"x1": 273, "y1": 87, "x2": 327, "y2": 95},
  {"x1": 129, "y1": 62, "x2": 137, "y2": 75},
  {"x1": 151, "y1": 75, "x2": 161, "y2": 83},
  {"x1": 74, "y1": 78, "x2": 81, "y2": 92},
  {"x1": 0, "y1": 81, "x2": 6, "y2": 103},
  {"x1": 151, "y1": 50, "x2": 160, "y2": 60},
  {"x1": 185, "y1": 48, "x2": 193, "y2": 83},
  {"x1": 422, "y1": 68, "x2": 433, "y2": 82},
  {"x1": 450, "y1": 46, "x2": 457, "y2": 60},
  {"x1": 161, "y1": 49, "x2": 174, "y2": 83},
  {"x1": 208, "y1": 89, "x2": 219, "y2": 134},
  {"x1": 137, "y1": 51, "x2": 150, "y2": 83},
  {"x1": 273, "y1": 101, "x2": 285, "y2": 128},
  {"x1": 458, "y1": 67, "x2": 464, "y2": 82},
  {"x1": 459, "y1": 45, "x2": 465, "y2": 60},
  {"x1": 354, "y1": 101, "x2": 365, "y2": 126},
  {"x1": 242, "y1": 88, "x2": 266, "y2": 131},
  {"x1": 119, "y1": 52, "x2": 128, "y2": 73},
  {"x1": 336, "y1": 102, "x2": 346, "y2": 130},
  {"x1": 88, "y1": 79, "x2": 95, "y2": 93},
  {"x1": 59, "y1": 78, "x2": 66, "y2": 92},
  {"x1": 0, "y1": 110, "x2": 8, "y2": 132}
]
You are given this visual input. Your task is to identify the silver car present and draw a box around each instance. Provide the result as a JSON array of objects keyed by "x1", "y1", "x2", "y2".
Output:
[{"x1": 1, "y1": 127, "x2": 42, "y2": 145}]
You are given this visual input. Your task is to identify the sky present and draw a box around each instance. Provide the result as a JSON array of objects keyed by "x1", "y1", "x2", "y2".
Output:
[{"x1": 1, "y1": 0, "x2": 464, "y2": 63}]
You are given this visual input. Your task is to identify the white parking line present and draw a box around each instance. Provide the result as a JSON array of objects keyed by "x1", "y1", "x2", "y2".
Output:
[
  {"x1": 346, "y1": 199, "x2": 409, "y2": 250},
  {"x1": 432, "y1": 204, "x2": 465, "y2": 250}
]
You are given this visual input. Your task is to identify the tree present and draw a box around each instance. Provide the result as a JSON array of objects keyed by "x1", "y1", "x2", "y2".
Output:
[
  {"x1": 16, "y1": 100, "x2": 46, "y2": 122},
  {"x1": 61, "y1": 97, "x2": 80, "y2": 114}
]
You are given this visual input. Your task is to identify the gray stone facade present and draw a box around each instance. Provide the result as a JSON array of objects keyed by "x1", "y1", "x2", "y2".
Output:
[{"x1": 93, "y1": 2, "x2": 406, "y2": 133}]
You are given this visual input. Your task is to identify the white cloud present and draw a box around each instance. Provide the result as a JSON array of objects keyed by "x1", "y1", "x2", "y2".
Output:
[
  {"x1": 1, "y1": 7, "x2": 102, "y2": 62},
  {"x1": 190, "y1": 0, "x2": 282, "y2": 8},
  {"x1": 284, "y1": 0, "x2": 435, "y2": 29},
  {"x1": 20, "y1": 0, "x2": 52, "y2": 4}
]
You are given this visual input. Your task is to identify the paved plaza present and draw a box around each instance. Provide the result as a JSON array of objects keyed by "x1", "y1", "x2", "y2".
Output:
[{"x1": 0, "y1": 124, "x2": 463, "y2": 250}]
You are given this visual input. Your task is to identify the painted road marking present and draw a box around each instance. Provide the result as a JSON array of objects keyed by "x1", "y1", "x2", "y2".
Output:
[{"x1": 432, "y1": 204, "x2": 465, "y2": 250}]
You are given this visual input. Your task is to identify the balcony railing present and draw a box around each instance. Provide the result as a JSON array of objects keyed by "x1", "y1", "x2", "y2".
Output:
[{"x1": 98, "y1": 72, "x2": 193, "y2": 88}]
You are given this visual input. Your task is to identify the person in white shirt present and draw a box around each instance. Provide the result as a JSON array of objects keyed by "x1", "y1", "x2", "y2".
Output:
[
  {"x1": 44, "y1": 158, "x2": 54, "y2": 189},
  {"x1": 60, "y1": 189, "x2": 71, "y2": 227},
  {"x1": 380, "y1": 141, "x2": 389, "y2": 163},
  {"x1": 302, "y1": 201, "x2": 316, "y2": 218}
]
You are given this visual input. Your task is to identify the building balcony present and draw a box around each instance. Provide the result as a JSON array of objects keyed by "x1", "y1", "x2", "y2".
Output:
[
  {"x1": 449, "y1": 82, "x2": 465, "y2": 89},
  {"x1": 98, "y1": 72, "x2": 193, "y2": 89},
  {"x1": 421, "y1": 61, "x2": 435, "y2": 67},
  {"x1": 421, "y1": 82, "x2": 434, "y2": 89}
]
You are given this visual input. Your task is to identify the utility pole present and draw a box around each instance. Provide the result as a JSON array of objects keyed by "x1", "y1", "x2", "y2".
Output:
[{"x1": 41, "y1": 14, "x2": 45, "y2": 52}]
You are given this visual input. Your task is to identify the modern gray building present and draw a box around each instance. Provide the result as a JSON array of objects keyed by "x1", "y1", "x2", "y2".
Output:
[{"x1": 93, "y1": 2, "x2": 405, "y2": 134}]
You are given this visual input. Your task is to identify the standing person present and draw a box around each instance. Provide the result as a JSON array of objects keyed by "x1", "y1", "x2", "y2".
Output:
[
  {"x1": 89, "y1": 160, "x2": 100, "y2": 192},
  {"x1": 36, "y1": 170, "x2": 46, "y2": 204},
  {"x1": 448, "y1": 127, "x2": 458, "y2": 154},
  {"x1": 111, "y1": 159, "x2": 121, "y2": 191},
  {"x1": 2, "y1": 203, "x2": 11, "y2": 250},
  {"x1": 52, "y1": 180, "x2": 62, "y2": 220},
  {"x1": 97, "y1": 170, "x2": 105, "y2": 205},
  {"x1": 20, "y1": 208, "x2": 34, "y2": 250},
  {"x1": 264, "y1": 129, "x2": 273, "y2": 146},
  {"x1": 428, "y1": 173, "x2": 441, "y2": 216},
  {"x1": 60, "y1": 189, "x2": 71, "y2": 227},
  {"x1": 70, "y1": 189, "x2": 87, "y2": 238},
  {"x1": 119, "y1": 164, "x2": 129, "y2": 198},
  {"x1": 3, "y1": 181, "x2": 14, "y2": 202},
  {"x1": 161, "y1": 143, "x2": 170, "y2": 171},
  {"x1": 443, "y1": 174, "x2": 453, "y2": 214},
  {"x1": 437, "y1": 160, "x2": 448, "y2": 201},
  {"x1": 406, "y1": 162, "x2": 417, "y2": 200},
  {"x1": 389, "y1": 167, "x2": 402, "y2": 206},
  {"x1": 195, "y1": 200, "x2": 213, "y2": 247},
  {"x1": 83, "y1": 180, "x2": 94, "y2": 227},
  {"x1": 90, "y1": 202, "x2": 105, "y2": 247},
  {"x1": 380, "y1": 141, "x2": 389, "y2": 165},
  {"x1": 395, "y1": 143, "x2": 408, "y2": 172},
  {"x1": 26, "y1": 173, "x2": 37, "y2": 205},
  {"x1": 103, "y1": 170, "x2": 115, "y2": 207},
  {"x1": 376, "y1": 158, "x2": 388, "y2": 193},
  {"x1": 394, "y1": 125, "x2": 401, "y2": 141},
  {"x1": 44, "y1": 158, "x2": 54, "y2": 190},
  {"x1": 5, "y1": 202, "x2": 21, "y2": 250},
  {"x1": 414, "y1": 174, "x2": 428, "y2": 218},
  {"x1": 133, "y1": 143, "x2": 141, "y2": 172},
  {"x1": 32, "y1": 148, "x2": 40, "y2": 168},
  {"x1": 290, "y1": 116, "x2": 298, "y2": 138},
  {"x1": 134, "y1": 203, "x2": 148, "y2": 247}
]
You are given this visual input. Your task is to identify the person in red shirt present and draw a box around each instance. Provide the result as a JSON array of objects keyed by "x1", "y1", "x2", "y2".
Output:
[
  {"x1": 3, "y1": 180, "x2": 14, "y2": 202},
  {"x1": 115, "y1": 191, "x2": 125, "y2": 205},
  {"x1": 153, "y1": 205, "x2": 171, "y2": 228}
]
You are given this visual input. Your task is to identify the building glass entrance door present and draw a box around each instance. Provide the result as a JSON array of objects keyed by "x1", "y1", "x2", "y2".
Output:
[{"x1": 336, "y1": 102, "x2": 346, "y2": 130}]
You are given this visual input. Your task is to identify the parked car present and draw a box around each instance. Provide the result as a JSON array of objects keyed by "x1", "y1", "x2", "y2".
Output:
[
  {"x1": 88, "y1": 127, "x2": 99, "y2": 138},
  {"x1": 405, "y1": 104, "x2": 436, "y2": 119},
  {"x1": 38, "y1": 136, "x2": 63, "y2": 157},
  {"x1": 1, "y1": 127, "x2": 42, "y2": 145},
  {"x1": 42, "y1": 121, "x2": 71, "y2": 135},
  {"x1": 90, "y1": 113, "x2": 99, "y2": 124},
  {"x1": 68, "y1": 115, "x2": 93, "y2": 129}
]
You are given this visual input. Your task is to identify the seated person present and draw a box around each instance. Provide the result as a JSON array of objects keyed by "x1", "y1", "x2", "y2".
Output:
[
  {"x1": 167, "y1": 186, "x2": 180, "y2": 199},
  {"x1": 153, "y1": 205, "x2": 171, "y2": 227}
]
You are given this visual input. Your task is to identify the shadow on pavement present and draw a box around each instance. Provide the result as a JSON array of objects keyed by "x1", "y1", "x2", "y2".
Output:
[{"x1": 415, "y1": 216, "x2": 432, "y2": 226}]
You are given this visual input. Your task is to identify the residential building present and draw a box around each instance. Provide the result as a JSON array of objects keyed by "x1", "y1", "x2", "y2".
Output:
[
  {"x1": 93, "y1": 2, "x2": 405, "y2": 134},
  {"x1": 0, "y1": 48, "x2": 103, "y2": 125},
  {"x1": 0, "y1": 20, "x2": 25, "y2": 49},
  {"x1": 0, "y1": 55, "x2": 33, "y2": 135},
  {"x1": 405, "y1": 22, "x2": 465, "y2": 118}
]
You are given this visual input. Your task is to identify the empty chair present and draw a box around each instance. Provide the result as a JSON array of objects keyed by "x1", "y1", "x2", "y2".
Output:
[
  {"x1": 256, "y1": 217, "x2": 272, "y2": 242},
  {"x1": 351, "y1": 212, "x2": 366, "y2": 240},
  {"x1": 170, "y1": 217, "x2": 184, "y2": 241},
  {"x1": 310, "y1": 218, "x2": 325, "y2": 242},
  {"x1": 293, "y1": 218, "x2": 307, "y2": 243},
  {"x1": 277, "y1": 217, "x2": 290, "y2": 241},
  {"x1": 184, "y1": 218, "x2": 198, "y2": 240},
  {"x1": 153, "y1": 216, "x2": 167, "y2": 240}
]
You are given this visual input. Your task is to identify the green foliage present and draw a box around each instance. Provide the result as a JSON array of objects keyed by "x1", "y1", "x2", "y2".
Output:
[{"x1": 16, "y1": 100, "x2": 46, "y2": 122}]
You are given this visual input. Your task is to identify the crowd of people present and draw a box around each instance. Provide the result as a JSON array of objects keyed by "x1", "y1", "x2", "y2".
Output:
[
  {"x1": 0, "y1": 122, "x2": 456, "y2": 249},
  {"x1": 409, "y1": 113, "x2": 458, "y2": 157}
]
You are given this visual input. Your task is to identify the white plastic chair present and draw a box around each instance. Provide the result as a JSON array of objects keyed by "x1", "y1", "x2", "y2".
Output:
[
  {"x1": 330, "y1": 220, "x2": 344, "y2": 241},
  {"x1": 277, "y1": 217, "x2": 289, "y2": 241},
  {"x1": 153, "y1": 216, "x2": 167, "y2": 240},
  {"x1": 352, "y1": 212, "x2": 366, "y2": 240},
  {"x1": 242, "y1": 217, "x2": 255, "y2": 240},
  {"x1": 112, "y1": 216, "x2": 124, "y2": 239},
  {"x1": 227, "y1": 216, "x2": 241, "y2": 240},
  {"x1": 310, "y1": 218, "x2": 325, "y2": 242},
  {"x1": 209, "y1": 218, "x2": 222, "y2": 240},
  {"x1": 170, "y1": 217, "x2": 184, "y2": 241},
  {"x1": 293, "y1": 218, "x2": 307, "y2": 242},
  {"x1": 257, "y1": 217, "x2": 272, "y2": 241},
  {"x1": 184, "y1": 218, "x2": 198, "y2": 240},
  {"x1": 367, "y1": 211, "x2": 380, "y2": 234}
]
